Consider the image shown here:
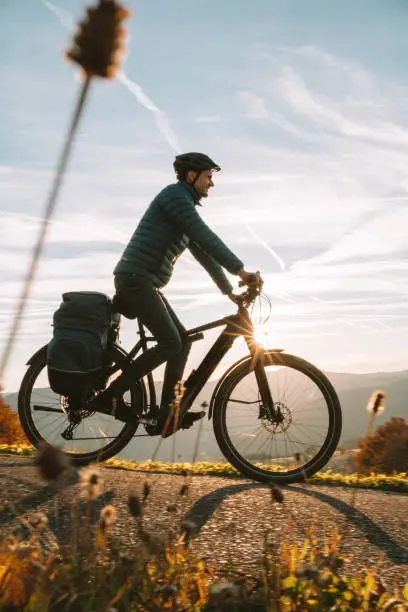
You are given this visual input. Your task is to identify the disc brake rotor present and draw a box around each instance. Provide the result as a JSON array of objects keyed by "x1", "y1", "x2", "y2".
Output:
[{"x1": 260, "y1": 400, "x2": 292, "y2": 434}]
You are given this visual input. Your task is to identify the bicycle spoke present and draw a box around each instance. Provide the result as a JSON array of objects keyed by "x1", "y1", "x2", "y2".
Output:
[
  {"x1": 229, "y1": 398, "x2": 261, "y2": 405},
  {"x1": 20, "y1": 347, "x2": 140, "y2": 461},
  {"x1": 215, "y1": 352, "x2": 341, "y2": 481}
]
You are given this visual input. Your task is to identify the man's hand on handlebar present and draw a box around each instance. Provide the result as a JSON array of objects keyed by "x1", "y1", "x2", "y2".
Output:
[
  {"x1": 236, "y1": 268, "x2": 264, "y2": 290},
  {"x1": 227, "y1": 269, "x2": 264, "y2": 307}
]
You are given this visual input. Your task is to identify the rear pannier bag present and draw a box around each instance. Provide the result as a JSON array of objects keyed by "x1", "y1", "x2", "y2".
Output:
[{"x1": 46, "y1": 292, "x2": 120, "y2": 398}]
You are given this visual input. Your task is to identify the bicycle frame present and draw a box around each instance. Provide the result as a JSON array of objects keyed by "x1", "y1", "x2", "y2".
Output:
[{"x1": 120, "y1": 304, "x2": 277, "y2": 419}]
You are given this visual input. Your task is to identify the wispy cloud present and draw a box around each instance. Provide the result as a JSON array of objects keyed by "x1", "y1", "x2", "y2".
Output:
[
  {"x1": 278, "y1": 65, "x2": 408, "y2": 146},
  {"x1": 293, "y1": 207, "x2": 408, "y2": 268},
  {"x1": 245, "y1": 224, "x2": 286, "y2": 271},
  {"x1": 41, "y1": 0, "x2": 181, "y2": 153},
  {"x1": 4, "y1": 2, "x2": 408, "y2": 390},
  {"x1": 237, "y1": 90, "x2": 268, "y2": 119},
  {"x1": 194, "y1": 115, "x2": 222, "y2": 123}
]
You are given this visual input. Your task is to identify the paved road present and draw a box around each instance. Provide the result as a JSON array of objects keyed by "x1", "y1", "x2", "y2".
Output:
[{"x1": 0, "y1": 456, "x2": 407, "y2": 587}]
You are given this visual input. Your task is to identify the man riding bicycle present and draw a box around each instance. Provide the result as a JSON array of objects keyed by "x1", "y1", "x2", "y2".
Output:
[{"x1": 91, "y1": 152, "x2": 263, "y2": 433}]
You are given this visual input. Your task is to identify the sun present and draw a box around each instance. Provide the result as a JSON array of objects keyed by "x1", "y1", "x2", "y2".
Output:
[{"x1": 252, "y1": 324, "x2": 271, "y2": 347}]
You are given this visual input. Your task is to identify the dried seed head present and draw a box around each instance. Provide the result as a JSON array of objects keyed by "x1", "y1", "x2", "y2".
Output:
[
  {"x1": 174, "y1": 381, "x2": 185, "y2": 398},
  {"x1": 179, "y1": 483, "x2": 189, "y2": 497},
  {"x1": 128, "y1": 493, "x2": 142, "y2": 517},
  {"x1": 65, "y1": 0, "x2": 130, "y2": 79},
  {"x1": 268, "y1": 484, "x2": 284, "y2": 504},
  {"x1": 100, "y1": 504, "x2": 117, "y2": 526},
  {"x1": 29, "y1": 512, "x2": 48, "y2": 530},
  {"x1": 366, "y1": 390, "x2": 385, "y2": 414},
  {"x1": 142, "y1": 480, "x2": 151, "y2": 500},
  {"x1": 35, "y1": 441, "x2": 71, "y2": 482},
  {"x1": 78, "y1": 465, "x2": 103, "y2": 500}
]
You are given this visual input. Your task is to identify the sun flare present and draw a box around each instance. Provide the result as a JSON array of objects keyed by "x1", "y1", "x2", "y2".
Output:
[{"x1": 253, "y1": 324, "x2": 272, "y2": 347}]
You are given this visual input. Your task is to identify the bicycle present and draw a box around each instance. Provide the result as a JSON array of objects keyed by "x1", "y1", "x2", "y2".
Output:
[{"x1": 18, "y1": 286, "x2": 342, "y2": 484}]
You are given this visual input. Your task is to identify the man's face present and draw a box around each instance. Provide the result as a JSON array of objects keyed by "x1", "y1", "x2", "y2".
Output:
[{"x1": 188, "y1": 170, "x2": 215, "y2": 197}]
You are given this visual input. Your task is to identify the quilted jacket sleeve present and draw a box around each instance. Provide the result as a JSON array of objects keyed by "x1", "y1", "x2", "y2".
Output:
[
  {"x1": 161, "y1": 191, "x2": 244, "y2": 274},
  {"x1": 188, "y1": 241, "x2": 234, "y2": 294}
]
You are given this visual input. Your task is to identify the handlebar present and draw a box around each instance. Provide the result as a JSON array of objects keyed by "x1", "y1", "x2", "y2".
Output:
[
  {"x1": 235, "y1": 283, "x2": 263, "y2": 309},
  {"x1": 237, "y1": 272, "x2": 259, "y2": 288}
]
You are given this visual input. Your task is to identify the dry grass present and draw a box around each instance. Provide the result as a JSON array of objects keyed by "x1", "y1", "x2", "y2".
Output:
[
  {"x1": 0, "y1": 445, "x2": 407, "y2": 611},
  {"x1": 1, "y1": 389, "x2": 408, "y2": 608}
]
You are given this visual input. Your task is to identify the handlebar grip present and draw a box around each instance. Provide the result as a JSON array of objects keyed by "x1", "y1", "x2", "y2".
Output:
[{"x1": 238, "y1": 273, "x2": 257, "y2": 287}]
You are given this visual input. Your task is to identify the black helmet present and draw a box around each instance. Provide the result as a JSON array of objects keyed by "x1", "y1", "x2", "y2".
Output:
[{"x1": 173, "y1": 152, "x2": 221, "y2": 178}]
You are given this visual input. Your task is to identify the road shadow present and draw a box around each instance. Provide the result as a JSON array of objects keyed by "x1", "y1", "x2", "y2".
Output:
[
  {"x1": 290, "y1": 484, "x2": 408, "y2": 564},
  {"x1": 183, "y1": 482, "x2": 408, "y2": 564},
  {"x1": 2, "y1": 467, "x2": 407, "y2": 564},
  {"x1": 0, "y1": 471, "x2": 79, "y2": 526},
  {"x1": 0, "y1": 469, "x2": 114, "y2": 544}
]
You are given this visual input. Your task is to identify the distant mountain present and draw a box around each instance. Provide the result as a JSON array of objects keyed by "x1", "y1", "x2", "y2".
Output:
[
  {"x1": 323, "y1": 369, "x2": 408, "y2": 393},
  {"x1": 4, "y1": 368, "x2": 407, "y2": 463}
]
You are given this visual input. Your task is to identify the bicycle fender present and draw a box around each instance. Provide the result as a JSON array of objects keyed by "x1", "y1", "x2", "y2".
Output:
[
  {"x1": 209, "y1": 355, "x2": 255, "y2": 420},
  {"x1": 26, "y1": 344, "x2": 49, "y2": 366},
  {"x1": 208, "y1": 349, "x2": 284, "y2": 420}
]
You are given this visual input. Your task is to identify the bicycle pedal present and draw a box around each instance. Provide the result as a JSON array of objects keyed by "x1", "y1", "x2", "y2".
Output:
[
  {"x1": 180, "y1": 410, "x2": 206, "y2": 429},
  {"x1": 160, "y1": 410, "x2": 206, "y2": 438}
]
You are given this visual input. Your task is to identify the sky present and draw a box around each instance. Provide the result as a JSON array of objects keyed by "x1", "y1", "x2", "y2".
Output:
[{"x1": 2, "y1": 0, "x2": 408, "y2": 393}]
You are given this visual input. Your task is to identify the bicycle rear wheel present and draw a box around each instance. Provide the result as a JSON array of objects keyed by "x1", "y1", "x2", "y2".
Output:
[
  {"x1": 213, "y1": 351, "x2": 342, "y2": 484},
  {"x1": 18, "y1": 344, "x2": 145, "y2": 465}
]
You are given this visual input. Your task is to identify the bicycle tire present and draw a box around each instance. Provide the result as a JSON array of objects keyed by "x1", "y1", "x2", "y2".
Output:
[
  {"x1": 212, "y1": 350, "x2": 342, "y2": 484},
  {"x1": 18, "y1": 344, "x2": 145, "y2": 466}
]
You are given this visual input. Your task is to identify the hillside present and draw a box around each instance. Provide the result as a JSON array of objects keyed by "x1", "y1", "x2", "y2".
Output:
[{"x1": 4, "y1": 368, "x2": 407, "y2": 463}]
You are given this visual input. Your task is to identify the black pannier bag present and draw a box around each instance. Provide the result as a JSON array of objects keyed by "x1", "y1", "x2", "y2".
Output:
[{"x1": 46, "y1": 292, "x2": 121, "y2": 399}]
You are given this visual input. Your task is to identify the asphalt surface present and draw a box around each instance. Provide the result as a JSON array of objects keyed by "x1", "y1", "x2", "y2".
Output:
[{"x1": 0, "y1": 455, "x2": 407, "y2": 588}]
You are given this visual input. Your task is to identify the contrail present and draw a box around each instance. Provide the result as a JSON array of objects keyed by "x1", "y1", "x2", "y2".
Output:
[
  {"x1": 245, "y1": 223, "x2": 286, "y2": 271},
  {"x1": 41, "y1": 0, "x2": 74, "y2": 30},
  {"x1": 41, "y1": 0, "x2": 181, "y2": 152},
  {"x1": 118, "y1": 71, "x2": 181, "y2": 152}
]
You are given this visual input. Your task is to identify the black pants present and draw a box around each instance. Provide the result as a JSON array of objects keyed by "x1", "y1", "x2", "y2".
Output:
[{"x1": 109, "y1": 274, "x2": 192, "y2": 409}]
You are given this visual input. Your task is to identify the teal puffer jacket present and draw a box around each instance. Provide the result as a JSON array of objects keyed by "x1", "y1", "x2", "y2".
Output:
[{"x1": 114, "y1": 181, "x2": 244, "y2": 294}]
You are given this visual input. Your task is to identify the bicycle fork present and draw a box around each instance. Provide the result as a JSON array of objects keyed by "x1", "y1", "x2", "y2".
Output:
[{"x1": 244, "y1": 330, "x2": 282, "y2": 423}]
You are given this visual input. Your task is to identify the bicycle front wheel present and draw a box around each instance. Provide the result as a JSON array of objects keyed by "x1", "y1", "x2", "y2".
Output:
[
  {"x1": 213, "y1": 351, "x2": 342, "y2": 484},
  {"x1": 18, "y1": 344, "x2": 145, "y2": 465}
]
